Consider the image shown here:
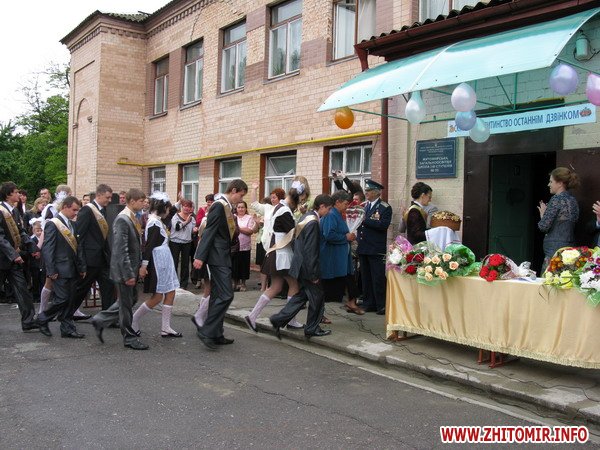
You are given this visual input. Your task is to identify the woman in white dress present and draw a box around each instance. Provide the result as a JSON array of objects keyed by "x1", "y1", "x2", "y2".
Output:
[{"x1": 132, "y1": 192, "x2": 182, "y2": 337}]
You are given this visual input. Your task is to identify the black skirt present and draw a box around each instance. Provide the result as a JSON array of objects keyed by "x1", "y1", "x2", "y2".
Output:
[
  {"x1": 255, "y1": 242, "x2": 266, "y2": 266},
  {"x1": 232, "y1": 250, "x2": 251, "y2": 280}
]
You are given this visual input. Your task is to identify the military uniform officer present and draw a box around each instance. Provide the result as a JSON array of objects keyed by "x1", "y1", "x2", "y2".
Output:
[{"x1": 356, "y1": 179, "x2": 392, "y2": 315}]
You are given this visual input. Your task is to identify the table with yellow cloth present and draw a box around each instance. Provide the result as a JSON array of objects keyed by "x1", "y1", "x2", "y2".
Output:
[{"x1": 386, "y1": 271, "x2": 600, "y2": 369}]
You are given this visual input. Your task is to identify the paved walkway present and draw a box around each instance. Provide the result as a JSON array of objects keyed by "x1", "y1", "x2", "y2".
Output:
[{"x1": 171, "y1": 282, "x2": 600, "y2": 428}]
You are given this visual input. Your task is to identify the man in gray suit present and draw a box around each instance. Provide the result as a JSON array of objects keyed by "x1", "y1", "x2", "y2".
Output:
[
  {"x1": 270, "y1": 194, "x2": 333, "y2": 338},
  {"x1": 192, "y1": 179, "x2": 247, "y2": 350},
  {"x1": 91, "y1": 189, "x2": 148, "y2": 350}
]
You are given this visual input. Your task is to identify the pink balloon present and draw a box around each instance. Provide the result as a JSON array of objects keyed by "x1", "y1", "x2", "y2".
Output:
[
  {"x1": 586, "y1": 73, "x2": 600, "y2": 106},
  {"x1": 451, "y1": 83, "x2": 477, "y2": 112},
  {"x1": 549, "y1": 64, "x2": 579, "y2": 95}
]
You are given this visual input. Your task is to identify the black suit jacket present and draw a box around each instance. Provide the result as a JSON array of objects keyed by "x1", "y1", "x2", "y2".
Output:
[
  {"x1": 77, "y1": 202, "x2": 110, "y2": 267},
  {"x1": 194, "y1": 200, "x2": 232, "y2": 267},
  {"x1": 586, "y1": 219, "x2": 600, "y2": 247},
  {"x1": 42, "y1": 217, "x2": 85, "y2": 278},
  {"x1": 0, "y1": 207, "x2": 35, "y2": 270},
  {"x1": 289, "y1": 211, "x2": 320, "y2": 281}
]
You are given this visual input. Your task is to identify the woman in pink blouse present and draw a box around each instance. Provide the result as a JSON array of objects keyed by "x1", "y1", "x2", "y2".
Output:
[{"x1": 233, "y1": 201, "x2": 257, "y2": 291}]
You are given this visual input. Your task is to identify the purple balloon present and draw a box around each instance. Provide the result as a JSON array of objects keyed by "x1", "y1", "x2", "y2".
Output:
[
  {"x1": 586, "y1": 73, "x2": 600, "y2": 106},
  {"x1": 455, "y1": 110, "x2": 477, "y2": 131},
  {"x1": 549, "y1": 64, "x2": 579, "y2": 95}
]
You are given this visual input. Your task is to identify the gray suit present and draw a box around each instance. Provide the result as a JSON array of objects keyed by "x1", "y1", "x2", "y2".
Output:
[{"x1": 93, "y1": 213, "x2": 141, "y2": 344}]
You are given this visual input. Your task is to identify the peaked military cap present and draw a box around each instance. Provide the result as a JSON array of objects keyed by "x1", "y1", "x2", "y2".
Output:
[{"x1": 364, "y1": 179, "x2": 384, "y2": 191}]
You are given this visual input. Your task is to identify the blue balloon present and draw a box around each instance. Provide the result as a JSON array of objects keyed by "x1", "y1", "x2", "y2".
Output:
[{"x1": 455, "y1": 110, "x2": 477, "y2": 131}]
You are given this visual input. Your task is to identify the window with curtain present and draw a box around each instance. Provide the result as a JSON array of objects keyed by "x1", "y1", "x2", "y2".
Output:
[
  {"x1": 154, "y1": 58, "x2": 169, "y2": 114},
  {"x1": 181, "y1": 164, "x2": 199, "y2": 207},
  {"x1": 150, "y1": 167, "x2": 167, "y2": 193},
  {"x1": 419, "y1": 1, "x2": 484, "y2": 22},
  {"x1": 264, "y1": 154, "x2": 297, "y2": 193},
  {"x1": 222, "y1": 22, "x2": 247, "y2": 93},
  {"x1": 269, "y1": 0, "x2": 302, "y2": 78},
  {"x1": 333, "y1": 0, "x2": 376, "y2": 60},
  {"x1": 219, "y1": 159, "x2": 242, "y2": 193},
  {"x1": 183, "y1": 41, "x2": 203, "y2": 105},
  {"x1": 329, "y1": 144, "x2": 372, "y2": 192}
]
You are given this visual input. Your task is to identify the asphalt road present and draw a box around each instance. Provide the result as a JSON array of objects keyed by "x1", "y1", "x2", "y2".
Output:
[{"x1": 0, "y1": 303, "x2": 551, "y2": 449}]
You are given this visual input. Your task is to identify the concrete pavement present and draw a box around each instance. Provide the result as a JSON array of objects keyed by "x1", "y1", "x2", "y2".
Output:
[{"x1": 171, "y1": 284, "x2": 600, "y2": 429}]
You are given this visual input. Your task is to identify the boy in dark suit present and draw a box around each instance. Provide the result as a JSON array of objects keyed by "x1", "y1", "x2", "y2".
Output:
[
  {"x1": 270, "y1": 194, "x2": 334, "y2": 338},
  {"x1": 37, "y1": 196, "x2": 86, "y2": 338},
  {"x1": 192, "y1": 179, "x2": 248, "y2": 350},
  {"x1": 0, "y1": 182, "x2": 39, "y2": 331}
]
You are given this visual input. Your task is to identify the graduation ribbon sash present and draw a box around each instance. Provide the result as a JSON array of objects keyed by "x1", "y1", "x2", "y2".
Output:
[
  {"x1": 87, "y1": 204, "x2": 109, "y2": 240},
  {"x1": 50, "y1": 218, "x2": 77, "y2": 253},
  {"x1": 0, "y1": 204, "x2": 21, "y2": 250}
]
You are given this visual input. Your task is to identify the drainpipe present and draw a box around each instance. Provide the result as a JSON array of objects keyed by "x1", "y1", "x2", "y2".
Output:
[{"x1": 381, "y1": 98, "x2": 389, "y2": 201}]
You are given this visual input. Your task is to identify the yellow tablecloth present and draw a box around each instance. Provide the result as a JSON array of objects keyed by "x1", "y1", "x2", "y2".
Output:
[{"x1": 386, "y1": 272, "x2": 600, "y2": 369}]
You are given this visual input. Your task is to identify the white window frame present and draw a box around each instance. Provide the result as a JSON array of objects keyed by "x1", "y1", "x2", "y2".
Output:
[
  {"x1": 154, "y1": 58, "x2": 169, "y2": 115},
  {"x1": 264, "y1": 154, "x2": 297, "y2": 193},
  {"x1": 150, "y1": 167, "x2": 167, "y2": 193},
  {"x1": 221, "y1": 22, "x2": 247, "y2": 93},
  {"x1": 181, "y1": 164, "x2": 199, "y2": 208},
  {"x1": 419, "y1": 0, "x2": 483, "y2": 22},
  {"x1": 268, "y1": 0, "x2": 302, "y2": 79},
  {"x1": 183, "y1": 42, "x2": 203, "y2": 105},
  {"x1": 333, "y1": 0, "x2": 376, "y2": 60},
  {"x1": 329, "y1": 144, "x2": 372, "y2": 192},
  {"x1": 218, "y1": 159, "x2": 242, "y2": 193}
]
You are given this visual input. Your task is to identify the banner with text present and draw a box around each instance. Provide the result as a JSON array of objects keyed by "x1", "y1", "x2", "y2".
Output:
[{"x1": 447, "y1": 103, "x2": 596, "y2": 137}]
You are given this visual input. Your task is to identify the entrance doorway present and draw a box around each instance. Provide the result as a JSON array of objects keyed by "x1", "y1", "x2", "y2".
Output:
[{"x1": 488, "y1": 153, "x2": 555, "y2": 272}]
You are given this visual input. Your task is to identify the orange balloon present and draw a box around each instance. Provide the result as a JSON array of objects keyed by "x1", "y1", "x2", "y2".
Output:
[{"x1": 334, "y1": 107, "x2": 354, "y2": 129}]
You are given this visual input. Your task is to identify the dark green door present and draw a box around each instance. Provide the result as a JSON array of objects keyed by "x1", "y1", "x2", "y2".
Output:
[{"x1": 488, "y1": 155, "x2": 534, "y2": 264}]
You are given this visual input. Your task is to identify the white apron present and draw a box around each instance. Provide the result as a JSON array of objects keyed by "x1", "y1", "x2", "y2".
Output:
[{"x1": 145, "y1": 215, "x2": 180, "y2": 294}]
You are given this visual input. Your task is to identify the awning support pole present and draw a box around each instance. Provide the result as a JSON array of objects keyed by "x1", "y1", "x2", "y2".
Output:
[
  {"x1": 350, "y1": 107, "x2": 408, "y2": 121},
  {"x1": 496, "y1": 76, "x2": 513, "y2": 108},
  {"x1": 513, "y1": 73, "x2": 519, "y2": 110},
  {"x1": 429, "y1": 88, "x2": 513, "y2": 112},
  {"x1": 556, "y1": 58, "x2": 600, "y2": 76}
]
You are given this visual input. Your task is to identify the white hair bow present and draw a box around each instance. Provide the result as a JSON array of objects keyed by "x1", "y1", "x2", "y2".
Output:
[
  {"x1": 150, "y1": 191, "x2": 170, "y2": 203},
  {"x1": 291, "y1": 181, "x2": 305, "y2": 194}
]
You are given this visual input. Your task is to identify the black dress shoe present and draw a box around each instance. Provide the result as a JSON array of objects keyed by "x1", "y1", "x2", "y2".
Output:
[
  {"x1": 22, "y1": 322, "x2": 39, "y2": 332},
  {"x1": 91, "y1": 320, "x2": 104, "y2": 343},
  {"x1": 124, "y1": 339, "x2": 149, "y2": 350},
  {"x1": 363, "y1": 307, "x2": 377, "y2": 312},
  {"x1": 73, "y1": 314, "x2": 92, "y2": 321},
  {"x1": 161, "y1": 331, "x2": 183, "y2": 338},
  {"x1": 376, "y1": 308, "x2": 386, "y2": 315},
  {"x1": 61, "y1": 330, "x2": 85, "y2": 339},
  {"x1": 305, "y1": 328, "x2": 332, "y2": 338},
  {"x1": 197, "y1": 330, "x2": 218, "y2": 350},
  {"x1": 215, "y1": 336, "x2": 234, "y2": 345},
  {"x1": 244, "y1": 315, "x2": 258, "y2": 333},
  {"x1": 38, "y1": 323, "x2": 52, "y2": 337}
]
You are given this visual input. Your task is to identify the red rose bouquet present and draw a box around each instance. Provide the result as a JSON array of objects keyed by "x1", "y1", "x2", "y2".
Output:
[{"x1": 479, "y1": 254, "x2": 510, "y2": 282}]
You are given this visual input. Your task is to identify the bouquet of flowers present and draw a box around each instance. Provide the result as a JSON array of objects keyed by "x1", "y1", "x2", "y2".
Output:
[
  {"x1": 415, "y1": 243, "x2": 480, "y2": 286},
  {"x1": 543, "y1": 246, "x2": 592, "y2": 289},
  {"x1": 479, "y1": 254, "x2": 537, "y2": 282},
  {"x1": 386, "y1": 235, "x2": 413, "y2": 271},
  {"x1": 345, "y1": 205, "x2": 365, "y2": 234},
  {"x1": 574, "y1": 247, "x2": 600, "y2": 306}
]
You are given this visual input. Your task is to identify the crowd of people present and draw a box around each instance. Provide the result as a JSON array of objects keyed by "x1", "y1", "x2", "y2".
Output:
[{"x1": 0, "y1": 173, "x2": 393, "y2": 351}]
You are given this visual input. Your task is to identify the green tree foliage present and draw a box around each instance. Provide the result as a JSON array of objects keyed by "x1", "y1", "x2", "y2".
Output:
[{"x1": 0, "y1": 64, "x2": 69, "y2": 202}]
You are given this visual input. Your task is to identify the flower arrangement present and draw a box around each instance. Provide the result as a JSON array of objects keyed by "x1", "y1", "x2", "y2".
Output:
[
  {"x1": 479, "y1": 254, "x2": 510, "y2": 282},
  {"x1": 543, "y1": 246, "x2": 592, "y2": 289},
  {"x1": 386, "y1": 235, "x2": 413, "y2": 271},
  {"x1": 574, "y1": 247, "x2": 600, "y2": 306},
  {"x1": 416, "y1": 243, "x2": 480, "y2": 286}
]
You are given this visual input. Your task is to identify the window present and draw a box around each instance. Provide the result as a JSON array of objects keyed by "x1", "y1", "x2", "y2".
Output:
[
  {"x1": 419, "y1": 0, "x2": 483, "y2": 22},
  {"x1": 150, "y1": 167, "x2": 167, "y2": 193},
  {"x1": 218, "y1": 159, "x2": 242, "y2": 193},
  {"x1": 154, "y1": 58, "x2": 169, "y2": 114},
  {"x1": 329, "y1": 144, "x2": 372, "y2": 192},
  {"x1": 184, "y1": 42, "x2": 203, "y2": 104},
  {"x1": 222, "y1": 22, "x2": 247, "y2": 93},
  {"x1": 333, "y1": 0, "x2": 376, "y2": 60},
  {"x1": 181, "y1": 164, "x2": 199, "y2": 207},
  {"x1": 269, "y1": 0, "x2": 302, "y2": 78},
  {"x1": 264, "y1": 154, "x2": 296, "y2": 193}
]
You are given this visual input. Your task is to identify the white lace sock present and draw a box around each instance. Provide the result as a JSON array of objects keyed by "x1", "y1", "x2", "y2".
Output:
[
  {"x1": 38, "y1": 287, "x2": 52, "y2": 314},
  {"x1": 247, "y1": 294, "x2": 271, "y2": 325},
  {"x1": 73, "y1": 308, "x2": 87, "y2": 317},
  {"x1": 161, "y1": 304, "x2": 178, "y2": 334},
  {"x1": 194, "y1": 296, "x2": 210, "y2": 327},
  {"x1": 287, "y1": 296, "x2": 304, "y2": 328},
  {"x1": 131, "y1": 302, "x2": 152, "y2": 332}
]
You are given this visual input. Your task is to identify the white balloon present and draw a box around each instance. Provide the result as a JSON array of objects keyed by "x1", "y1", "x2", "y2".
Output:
[
  {"x1": 469, "y1": 118, "x2": 490, "y2": 143},
  {"x1": 405, "y1": 91, "x2": 426, "y2": 124},
  {"x1": 451, "y1": 83, "x2": 477, "y2": 112}
]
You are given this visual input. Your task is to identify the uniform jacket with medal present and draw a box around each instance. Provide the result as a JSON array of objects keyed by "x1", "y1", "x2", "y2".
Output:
[
  {"x1": 42, "y1": 216, "x2": 86, "y2": 278},
  {"x1": 357, "y1": 198, "x2": 393, "y2": 255},
  {"x1": 0, "y1": 204, "x2": 36, "y2": 270}
]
